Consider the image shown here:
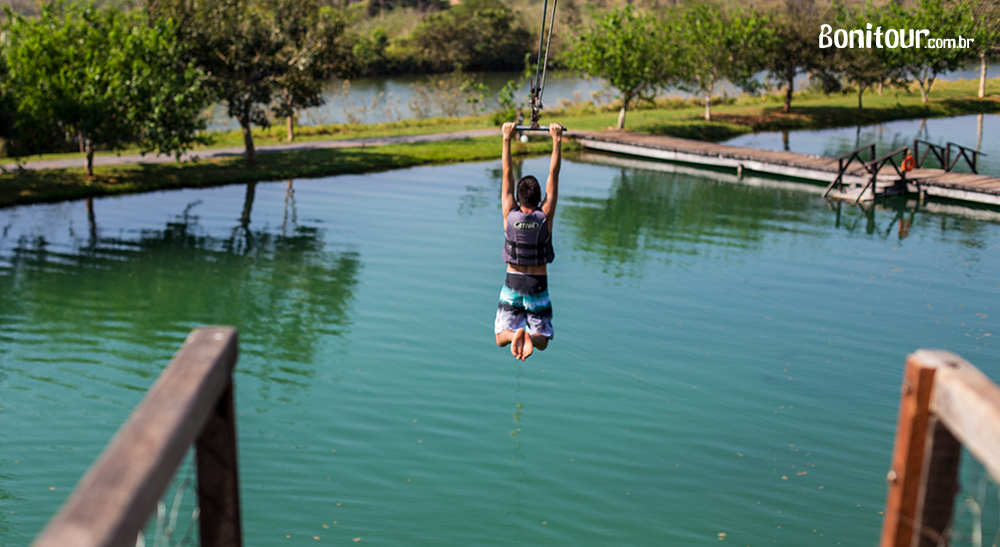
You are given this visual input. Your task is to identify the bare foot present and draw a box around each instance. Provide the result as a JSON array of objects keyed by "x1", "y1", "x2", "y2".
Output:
[
  {"x1": 521, "y1": 331, "x2": 534, "y2": 360},
  {"x1": 511, "y1": 328, "x2": 526, "y2": 360}
]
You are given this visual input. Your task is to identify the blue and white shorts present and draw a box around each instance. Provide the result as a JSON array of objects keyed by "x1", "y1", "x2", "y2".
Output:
[{"x1": 494, "y1": 272, "x2": 553, "y2": 339}]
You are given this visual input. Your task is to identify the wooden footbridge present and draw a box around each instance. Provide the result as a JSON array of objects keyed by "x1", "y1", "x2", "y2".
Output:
[{"x1": 570, "y1": 130, "x2": 999, "y2": 206}]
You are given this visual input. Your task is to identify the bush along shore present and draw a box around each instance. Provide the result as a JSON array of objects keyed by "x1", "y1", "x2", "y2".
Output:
[{"x1": 1, "y1": 77, "x2": 998, "y2": 209}]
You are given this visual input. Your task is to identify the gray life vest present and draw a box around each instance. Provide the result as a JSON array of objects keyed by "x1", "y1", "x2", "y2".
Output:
[{"x1": 502, "y1": 208, "x2": 554, "y2": 266}]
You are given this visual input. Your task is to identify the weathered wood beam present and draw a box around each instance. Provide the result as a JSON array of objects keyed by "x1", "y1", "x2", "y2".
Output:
[
  {"x1": 32, "y1": 326, "x2": 239, "y2": 547},
  {"x1": 880, "y1": 351, "x2": 939, "y2": 547},
  {"x1": 929, "y1": 350, "x2": 1000, "y2": 484},
  {"x1": 198, "y1": 379, "x2": 244, "y2": 547}
]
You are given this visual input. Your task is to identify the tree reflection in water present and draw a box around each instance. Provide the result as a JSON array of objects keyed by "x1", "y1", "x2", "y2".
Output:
[
  {"x1": 560, "y1": 156, "x2": 1000, "y2": 275},
  {"x1": 0, "y1": 182, "x2": 361, "y2": 392},
  {"x1": 560, "y1": 166, "x2": 819, "y2": 276}
]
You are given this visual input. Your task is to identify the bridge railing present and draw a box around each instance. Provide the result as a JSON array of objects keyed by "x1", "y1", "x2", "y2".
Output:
[
  {"x1": 823, "y1": 142, "x2": 876, "y2": 198},
  {"x1": 849, "y1": 146, "x2": 910, "y2": 203},
  {"x1": 946, "y1": 142, "x2": 985, "y2": 174},
  {"x1": 880, "y1": 350, "x2": 1000, "y2": 547},
  {"x1": 913, "y1": 140, "x2": 986, "y2": 174},
  {"x1": 31, "y1": 326, "x2": 242, "y2": 547}
]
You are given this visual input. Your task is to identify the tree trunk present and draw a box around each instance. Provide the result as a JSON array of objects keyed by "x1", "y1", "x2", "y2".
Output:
[
  {"x1": 78, "y1": 131, "x2": 86, "y2": 154},
  {"x1": 704, "y1": 94, "x2": 712, "y2": 122},
  {"x1": 980, "y1": 53, "x2": 987, "y2": 98},
  {"x1": 878, "y1": 81, "x2": 883, "y2": 96},
  {"x1": 858, "y1": 87, "x2": 863, "y2": 110},
  {"x1": 287, "y1": 115, "x2": 294, "y2": 142},
  {"x1": 241, "y1": 120, "x2": 256, "y2": 165},
  {"x1": 616, "y1": 97, "x2": 630, "y2": 130},
  {"x1": 919, "y1": 78, "x2": 929, "y2": 103},
  {"x1": 84, "y1": 138, "x2": 95, "y2": 177},
  {"x1": 784, "y1": 77, "x2": 793, "y2": 113}
]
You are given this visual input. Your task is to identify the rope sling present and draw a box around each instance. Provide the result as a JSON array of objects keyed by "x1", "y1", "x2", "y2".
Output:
[{"x1": 515, "y1": 0, "x2": 561, "y2": 132}]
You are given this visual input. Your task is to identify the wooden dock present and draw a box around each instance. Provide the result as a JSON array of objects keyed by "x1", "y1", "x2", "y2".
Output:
[{"x1": 570, "y1": 130, "x2": 1000, "y2": 206}]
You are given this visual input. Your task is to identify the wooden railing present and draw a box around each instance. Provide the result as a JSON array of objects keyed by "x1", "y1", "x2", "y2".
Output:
[
  {"x1": 881, "y1": 350, "x2": 1000, "y2": 547},
  {"x1": 32, "y1": 326, "x2": 242, "y2": 547},
  {"x1": 912, "y1": 140, "x2": 986, "y2": 174},
  {"x1": 823, "y1": 142, "x2": 876, "y2": 198}
]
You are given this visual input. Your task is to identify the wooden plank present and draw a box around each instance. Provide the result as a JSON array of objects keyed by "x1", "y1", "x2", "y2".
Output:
[
  {"x1": 928, "y1": 350, "x2": 1000, "y2": 483},
  {"x1": 880, "y1": 352, "x2": 939, "y2": 547},
  {"x1": 32, "y1": 327, "x2": 239, "y2": 547},
  {"x1": 198, "y1": 380, "x2": 244, "y2": 547}
]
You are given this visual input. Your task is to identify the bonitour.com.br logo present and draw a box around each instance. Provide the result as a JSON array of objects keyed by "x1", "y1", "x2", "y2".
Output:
[{"x1": 819, "y1": 24, "x2": 975, "y2": 49}]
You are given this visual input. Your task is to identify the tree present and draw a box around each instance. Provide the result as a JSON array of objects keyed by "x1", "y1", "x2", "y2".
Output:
[
  {"x1": 2, "y1": 4, "x2": 209, "y2": 175},
  {"x1": 829, "y1": 3, "x2": 896, "y2": 109},
  {"x1": 270, "y1": 3, "x2": 355, "y2": 142},
  {"x1": 174, "y1": 0, "x2": 286, "y2": 165},
  {"x1": 366, "y1": 0, "x2": 445, "y2": 18},
  {"x1": 408, "y1": 0, "x2": 531, "y2": 72},
  {"x1": 564, "y1": 6, "x2": 680, "y2": 130},
  {"x1": 763, "y1": 0, "x2": 828, "y2": 113},
  {"x1": 678, "y1": 4, "x2": 774, "y2": 121},
  {"x1": 968, "y1": 0, "x2": 999, "y2": 98},
  {"x1": 0, "y1": 46, "x2": 16, "y2": 155},
  {"x1": 151, "y1": 0, "x2": 355, "y2": 163},
  {"x1": 887, "y1": 0, "x2": 977, "y2": 103}
]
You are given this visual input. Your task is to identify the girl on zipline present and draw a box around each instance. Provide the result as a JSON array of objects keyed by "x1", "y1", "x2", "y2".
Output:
[{"x1": 494, "y1": 121, "x2": 563, "y2": 361}]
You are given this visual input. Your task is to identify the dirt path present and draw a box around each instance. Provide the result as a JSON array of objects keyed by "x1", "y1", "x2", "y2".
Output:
[{"x1": 6, "y1": 128, "x2": 499, "y2": 171}]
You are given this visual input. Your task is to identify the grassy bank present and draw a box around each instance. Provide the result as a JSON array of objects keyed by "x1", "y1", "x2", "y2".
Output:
[
  {"x1": 2, "y1": 77, "x2": 998, "y2": 208},
  {"x1": 0, "y1": 136, "x2": 567, "y2": 208},
  {"x1": 189, "y1": 77, "x2": 1000, "y2": 147}
]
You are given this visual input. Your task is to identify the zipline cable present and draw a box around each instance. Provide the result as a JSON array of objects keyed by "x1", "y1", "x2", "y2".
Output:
[
  {"x1": 516, "y1": 0, "x2": 563, "y2": 132},
  {"x1": 538, "y1": 0, "x2": 558, "y2": 114}
]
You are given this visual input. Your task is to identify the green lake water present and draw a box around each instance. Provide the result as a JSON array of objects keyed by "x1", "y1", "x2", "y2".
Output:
[{"x1": 1, "y1": 153, "x2": 999, "y2": 546}]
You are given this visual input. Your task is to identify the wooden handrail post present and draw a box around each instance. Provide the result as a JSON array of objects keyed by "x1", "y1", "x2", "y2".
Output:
[
  {"x1": 197, "y1": 378, "x2": 244, "y2": 547},
  {"x1": 31, "y1": 326, "x2": 239, "y2": 547},
  {"x1": 914, "y1": 416, "x2": 961, "y2": 547},
  {"x1": 880, "y1": 353, "x2": 940, "y2": 547}
]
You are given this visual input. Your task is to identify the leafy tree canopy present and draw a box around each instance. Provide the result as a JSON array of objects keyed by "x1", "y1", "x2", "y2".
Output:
[
  {"x1": 2, "y1": 2, "x2": 209, "y2": 173},
  {"x1": 677, "y1": 3, "x2": 775, "y2": 121},
  {"x1": 884, "y1": 0, "x2": 977, "y2": 103},
  {"x1": 408, "y1": 0, "x2": 531, "y2": 73},
  {"x1": 564, "y1": 6, "x2": 680, "y2": 129},
  {"x1": 149, "y1": 0, "x2": 354, "y2": 163}
]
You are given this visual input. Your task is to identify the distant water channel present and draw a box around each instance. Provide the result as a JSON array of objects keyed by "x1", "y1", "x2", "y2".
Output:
[
  {"x1": 206, "y1": 65, "x2": 995, "y2": 132},
  {"x1": 205, "y1": 71, "x2": 606, "y2": 131},
  {"x1": 2, "y1": 156, "x2": 999, "y2": 545}
]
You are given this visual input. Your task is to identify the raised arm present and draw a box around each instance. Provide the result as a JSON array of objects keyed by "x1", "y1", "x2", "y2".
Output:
[
  {"x1": 541, "y1": 123, "x2": 563, "y2": 226},
  {"x1": 501, "y1": 122, "x2": 516, "y2": 229}
]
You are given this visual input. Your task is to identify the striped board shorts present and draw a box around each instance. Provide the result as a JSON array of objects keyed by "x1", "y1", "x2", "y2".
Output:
[{"x1": 494, "y1": 272, "x2": 553, "y2": 339}]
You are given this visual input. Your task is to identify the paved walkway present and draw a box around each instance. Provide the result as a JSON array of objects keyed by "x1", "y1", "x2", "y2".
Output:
[{"x1": 5, "y1": 128, "x2": 499, "y2": 172}]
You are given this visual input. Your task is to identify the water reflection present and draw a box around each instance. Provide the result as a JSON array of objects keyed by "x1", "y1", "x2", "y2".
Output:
[
  {"x1": 0, "y1": 191, "x2": 361, "y2": 391},
  {"x1": 828, "y1": 197, "x2": 1000, "y2": 252},
  {"x1": 564, "y1": 153, "x2": 1000, "y2": 273},
  {"x1": 560, "y1": 165, "x2": 819, "y2": 276}
]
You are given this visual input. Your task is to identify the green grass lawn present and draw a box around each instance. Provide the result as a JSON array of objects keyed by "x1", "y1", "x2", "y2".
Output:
[
  {"x1": 2, "y1": 77, "x2": 998, "y2": 207},
  {"x1": 0, "y1": 136, "x2": 567, "y2": 208}
]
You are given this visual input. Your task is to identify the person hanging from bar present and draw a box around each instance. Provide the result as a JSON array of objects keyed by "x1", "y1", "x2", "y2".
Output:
[{"x1": 494, "y1": 121, "x2": 562, "y2": 361}]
